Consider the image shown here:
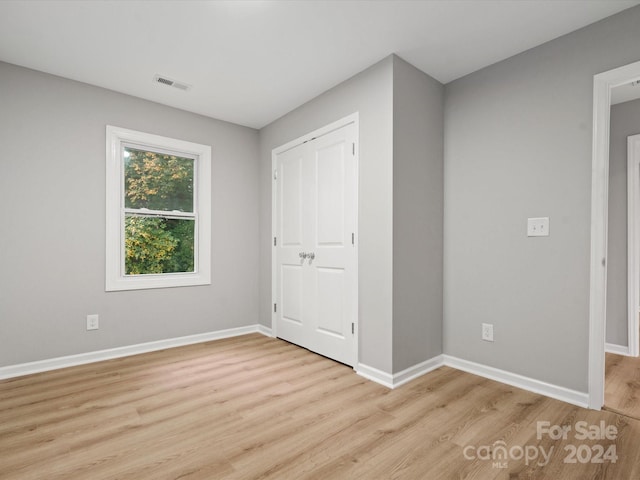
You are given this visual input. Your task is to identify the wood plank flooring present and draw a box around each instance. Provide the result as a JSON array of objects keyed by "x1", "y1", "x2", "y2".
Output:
[
  {"x1": 1, "y1": 334, "x2": 639, "y2": 479},
  {"x1": 605, "y1": 352, "x2": 640, "y2": 420}
]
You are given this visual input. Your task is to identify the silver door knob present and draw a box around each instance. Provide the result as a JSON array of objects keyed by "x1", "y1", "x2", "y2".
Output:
[
  {"x1": 299, "y1": 252, "x2": 308, "y2": 259},
  {"x1": 308, "y1": 252, "x2": 315, "y2": 260}
]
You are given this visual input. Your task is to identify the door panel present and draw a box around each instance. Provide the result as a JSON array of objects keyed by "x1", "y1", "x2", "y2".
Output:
[
  {"x1": 315, "y1": 267, "x2": 345, "y2": 338},
  {"x1": 280, "y1": 153, "x2": 304, "y2": 246},
  {"x1": 316, "y1": 142, "x2": 345, "y2": 246},
  {"x1": 275, "y1": 122, "x2": 357, "y2": 366},
  {"x1": 281, "y1": 265, "x2": 303, "y2": 325}
]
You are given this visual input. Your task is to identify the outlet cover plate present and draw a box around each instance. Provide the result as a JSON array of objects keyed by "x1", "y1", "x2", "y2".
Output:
[
  {"x1": 482, "y1": 323, "x2": 494, "y2": 342},
  {"x1": 86, "y1": 314, "x2": 99, "y2": 331}
]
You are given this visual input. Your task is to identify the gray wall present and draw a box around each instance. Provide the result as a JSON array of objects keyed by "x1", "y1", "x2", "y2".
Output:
[
  {"x1": 0, "y1": 62, "x2": 260, "y2": 366},
  {"x1": 443, "y1": 6, "x2": 640, "y2": 392},
  {"x1": 606, "y1": 98, "x2": 640, "y2": 347},
  {"x1": 259, "y1": 57, "x2": 395, "y2": 373},
  {"x1": 392, "y1": 56, "x2": 444, "y2": 372}
]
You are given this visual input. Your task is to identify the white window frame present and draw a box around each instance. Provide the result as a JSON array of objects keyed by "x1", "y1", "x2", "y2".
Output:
[{"x1": 106, "y1": 125, "x2": 211, "y2": 291}]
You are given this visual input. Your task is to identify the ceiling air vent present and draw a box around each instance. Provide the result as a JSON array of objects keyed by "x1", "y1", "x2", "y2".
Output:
[{"x1": 153, "y1": 74, "x2": 192, "y2": 92}]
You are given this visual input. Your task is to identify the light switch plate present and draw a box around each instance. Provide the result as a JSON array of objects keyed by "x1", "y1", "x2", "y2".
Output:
[{"x1": 527, "y1": 217, "x2": 549, "y2": 237}]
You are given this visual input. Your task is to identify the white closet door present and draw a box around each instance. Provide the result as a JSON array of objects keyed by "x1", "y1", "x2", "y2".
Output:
[{"x1": 275, "y1": 123, "x2": 357, "y2": 366}]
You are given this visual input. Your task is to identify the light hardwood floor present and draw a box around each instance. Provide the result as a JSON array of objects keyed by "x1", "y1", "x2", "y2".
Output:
[
  {"x1": 605, "y1": 352, "x2": 640, "y2": 420},
  {"x1": 1, "y1": 334, "x2": 639, "y2": 479}
]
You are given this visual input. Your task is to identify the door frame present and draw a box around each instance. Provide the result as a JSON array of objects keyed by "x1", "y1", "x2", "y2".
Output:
[
  {"x1": 627, "y1": 134, "x2": 640, "y2": 358},
  {"x1": 271, "y1": 112, "x2": 360, "y2": 362},
  {"x1": 589, "y1": 60, "x2": 640, "y2": 409}
]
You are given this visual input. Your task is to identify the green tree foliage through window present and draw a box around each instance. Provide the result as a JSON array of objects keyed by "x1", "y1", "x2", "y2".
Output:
[{"x1": 123, "y1": 147, "x2": 195, "y2": 275}]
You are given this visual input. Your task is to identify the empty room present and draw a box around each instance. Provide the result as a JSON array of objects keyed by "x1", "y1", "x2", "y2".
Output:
[{"x1": 3, "y1": 1, "x2": 640, "y2": 478}]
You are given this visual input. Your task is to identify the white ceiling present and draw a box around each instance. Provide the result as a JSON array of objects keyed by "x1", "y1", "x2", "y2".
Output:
[{"x1": 0, "y1": 0, "x2": 638, "y2": 129}]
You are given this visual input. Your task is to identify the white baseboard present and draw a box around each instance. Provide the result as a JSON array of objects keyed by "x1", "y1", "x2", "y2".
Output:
[
  {"x1": 357, "y1": 355, "x2": 445, "y2": 389},
  {"x1": 0, "y1": 324, "x2": 271, "y2": 380},
  {"x1": 605, "y1": 342, "x2": 631, "y2": 356},
  {"x1": 0, "y1": 325, "x2": 590, "y2": 410},
  {"x1": 393, "y1": 355, "x2": 445, "y2": 388},
  {"x1": 357, "y1": 354, "x2": 589, "y2": 408},
  {"x1": 442, "y1": 355, "x2": 589, "y2": 408},
  {"x1": 257, "y1": 324, "x2": 274, "y2": 337},
  {"x1": 356, "y1": 363, "x2": 394, "y2": 388}
]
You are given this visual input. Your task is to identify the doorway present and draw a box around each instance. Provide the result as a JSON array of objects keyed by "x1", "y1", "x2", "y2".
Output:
[
  {"x1": 590, "y1": 60, "x2": 640, "y2": 410},
  {"x1": 271, "y1": 114, "x2": 359, "y2": 367},
  {"x1": 603, "y1": 119, "x2": 640, "y2": 420}
]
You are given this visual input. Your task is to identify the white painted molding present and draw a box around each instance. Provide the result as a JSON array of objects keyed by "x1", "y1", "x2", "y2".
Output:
[
  {"x1": 0, "y1": 323, "x2": 593, "y2": 410},
  {"x1": 356, "y1": 363, "x2": 394, "y2": 388},
  {"x1": 0, "y1": 324, "x2": 269, "y2": 380},
  {"x1": 357, "y1": 355, "x2": 445, "y2": 389},
  {"x1": 257, "y1": 324, "x2": 274, "y2": 337},
  {"x1": 589, "y1": 69, "x2": 612, "y2": 411},
  {"x1": 605, "y1": 343, "x2": 631, "y2": 356},
  {"x1": 393, "y1": 355, "x2": 445, "y2": 388},
  {"x1": 627, "y1": 134, "x2": 640, "y2": 358},
  {"x1": 358, "y1": 354, "x2": 588, "y2": 408},
  {"x1": 443, "y1": 355, "x2": 589, "y2": 408}
]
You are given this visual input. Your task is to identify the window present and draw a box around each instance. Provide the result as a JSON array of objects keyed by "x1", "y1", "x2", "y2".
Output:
[{"x1": 106, "y1": 126, "x2": 211, "y2": 291}]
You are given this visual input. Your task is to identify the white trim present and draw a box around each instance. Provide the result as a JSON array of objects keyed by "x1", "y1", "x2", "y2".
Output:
[
  {"x1": 590, "y1": 60, "x2": 640, "y2": 410},
  {"x1": 272, "y1": 113, "x2": 360, "y2": 156},
  {"x1": 443, "y1": 355, "x2": 589, "y2": 408},
  {"x1": 357, "y1": 356, "x2": 445, "y2": 389},
  {"x1": 356, "y1": 363, "x2": 395, "y2": 388},
  {"x1": 271, "y1": 141, "x2": 278, "y2": 338},
  {"x1": 627, "y1": 134, "x2": 640, "y2": 357},
  {"x1": 105, "y1": 125, "x2": 211, "y2": 291},
  {"x1": 0, "y1": 329, "x2": 593, "y2": 410},
  {"x1": 605, "y1": 343, "x2": 631, "y2": 356},
  {"x1": 392, "y1": 355, "x2": 445, "y2": 388},
  {"x1": 0, "y1": 325, "x2": 270, "y2": 380},
  {"x1": 257, "y1": 324, "x2": 274, "y2": 337},
  {"x1": 357, "y1": 354, "x2": 588, "y2": 407},
  {"x1": 271, "y1": 113, "x2": 360, "y2": 366}
]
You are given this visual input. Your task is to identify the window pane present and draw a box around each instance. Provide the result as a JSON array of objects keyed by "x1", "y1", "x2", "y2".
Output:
[
  {"x1": 124, "y1": 147, "x2": 194, "y2": 212},
  {"x1": 125, "y1": 215, "x2": 195, "y2": 275}
]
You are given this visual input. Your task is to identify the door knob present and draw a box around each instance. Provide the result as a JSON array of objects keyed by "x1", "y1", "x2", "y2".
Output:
[
  {"x1": 307, "y1": 252, "x2": 315, "y2": 260},
  {"x1": 299, "y1": 252, "x2": 308, "y2": 259}
]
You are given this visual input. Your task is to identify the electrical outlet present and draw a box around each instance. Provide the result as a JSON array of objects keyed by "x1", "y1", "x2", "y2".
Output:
[
  {"x1": 86, "y1": 314, "x2": 99, "y2": 331},
  {"x1": 482, "y1": 323, "x2": 494, "y2": 342}
]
